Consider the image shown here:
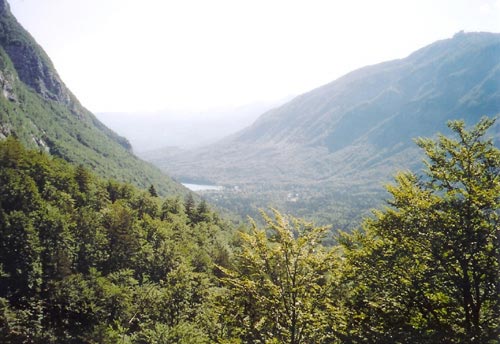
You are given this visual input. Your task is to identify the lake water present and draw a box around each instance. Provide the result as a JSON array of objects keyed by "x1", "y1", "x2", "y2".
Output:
[{"x1": 182, "y1": 183, "x2": 223, "y2": 192}]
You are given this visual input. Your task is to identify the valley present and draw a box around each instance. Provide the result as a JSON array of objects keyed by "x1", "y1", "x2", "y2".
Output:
[
  {"x1": 145, "y1": 31, "x2": 500, "y2": 227},
  {"x1": 1, "y1": 0, "x2": 499, "y2": 342}
]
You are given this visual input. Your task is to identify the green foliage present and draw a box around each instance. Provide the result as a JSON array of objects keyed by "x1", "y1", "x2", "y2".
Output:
[
  {"x1": 1, "y1": 117, "x2": 498, "y2": 343},
  {"x1": 339, "y1": 117, "x2": 500, "y2": 343},
  {"x1": 0, "y1": 138, "x2": 233, "y2": 342},
  {"x1": 218, "y1": 210, "x2": 339, "y2": 343}
]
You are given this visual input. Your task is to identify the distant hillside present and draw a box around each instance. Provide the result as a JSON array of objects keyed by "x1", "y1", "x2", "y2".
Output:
[
  {"x1": 0, "y1": 0, "x2": 186, "y2": 196},
  {"x1": 150, "y1": 32, "x2": 500, "y2": 226}
]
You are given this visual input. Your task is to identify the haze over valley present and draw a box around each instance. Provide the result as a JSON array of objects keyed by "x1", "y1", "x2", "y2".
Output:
[{"x1": 95, "y1": 98, "x2": 291, "y2": 152}]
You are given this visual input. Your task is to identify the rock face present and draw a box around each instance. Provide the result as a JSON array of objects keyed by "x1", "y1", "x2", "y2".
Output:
[
  {"x1": 0, "y1": 0, "x2": 70, "y2": 104},
  {"x1": 3, "y1": 43, "x2": 69, "y2": 103},
  {"x1": 0, "y1": 0, "x2": 187, "y2": 196},
  {"x1": 0, "y1": 69, "x2": 16, "y2": 101}
]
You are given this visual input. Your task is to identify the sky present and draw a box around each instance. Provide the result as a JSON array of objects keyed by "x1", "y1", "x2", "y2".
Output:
[{"x1": 8, "y1": 0, "x2": 500, "y2": 113}]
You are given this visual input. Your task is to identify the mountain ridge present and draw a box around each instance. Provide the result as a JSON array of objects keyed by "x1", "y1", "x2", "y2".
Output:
[
  {"x1": 0, "y1": 0, "x2": 187, "y2": 196},
  {"x1": 235, "y1": 31, "x2": 500, "y2": 149},
  {"x1": 149, "y1": 31, "x2": 500, "y2": 225}
]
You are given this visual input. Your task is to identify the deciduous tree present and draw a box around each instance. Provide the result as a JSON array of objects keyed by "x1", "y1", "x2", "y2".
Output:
[
  {"x1": 340, "y1": 117, "x2": 500, "y2": 343},
  {"x1": 219, "y1": 210, "x2": 338, "y2": 343}
]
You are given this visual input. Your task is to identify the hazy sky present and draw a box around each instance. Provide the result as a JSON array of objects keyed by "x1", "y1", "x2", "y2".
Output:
[{"x1": 8, "y1": 0, "x2": 500, "y2": 113}]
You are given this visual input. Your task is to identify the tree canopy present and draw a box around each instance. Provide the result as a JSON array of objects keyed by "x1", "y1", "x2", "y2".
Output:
[
  {"x1": 0, "y1": 117, "x2": 498, "y2": 343},
  {"x1": 339, "y1": 117, "x2": 500, "y2": 343}
]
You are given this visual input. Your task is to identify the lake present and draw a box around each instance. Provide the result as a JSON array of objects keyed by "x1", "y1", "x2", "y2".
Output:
[{"x1": 182, "y1": 183, "x2": 223, "y2": 192}]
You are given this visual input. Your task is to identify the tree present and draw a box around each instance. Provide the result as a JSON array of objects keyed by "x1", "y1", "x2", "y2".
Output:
[
  {"x1": 0, "y1": 210, "x2": 42, "y2": 300},
  {"x1": 148, "y1": 184, "x2": 158, "y2": 198},
  {"x1": 194, "y1": 200, "x2": 212, "y2": 223},
  {"x1": 218, "y1": 210, "x2": 338, "y2": 343},
  {"x1": 184, "y1": 193, "x2": 196, "y2": 222},
  {"x1": 101, "y1": 201, "x2": 140, "y2": 273},
  {"x1": 74, "y1": 164, "x2": 92, "y2": 194},
  {"x1": 161, "y1": 197, "x2": 185, "y2": 221},
  {"x1": 340, "y1": 117, "x2": 500, "y2": 343}
]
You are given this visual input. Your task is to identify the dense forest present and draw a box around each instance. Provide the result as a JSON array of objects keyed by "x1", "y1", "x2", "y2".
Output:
[
  {"x1": 1, "y1": 117, "x2": 498, "y2": 343},
  {"x1": 0, "y1": 135, "x2": 236, "y2": 343}
]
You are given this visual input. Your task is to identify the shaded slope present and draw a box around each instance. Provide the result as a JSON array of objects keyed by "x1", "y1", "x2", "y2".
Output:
[
  {"x1": 157, "y1": 32, "x2": 500, "y2": 185},
  {"x1": 236, "y1": 31, "x2": 500, "y2": 150},
  {"x1": 0, "y1": 0, "x2": 186, "y2": 196}
]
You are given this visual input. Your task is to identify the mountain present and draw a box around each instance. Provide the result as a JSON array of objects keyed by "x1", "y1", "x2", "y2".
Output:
[
  {"x1": 149, "y1": 32, "x2": 500, "y2": 226},
  {"x1": 0, "y1": 0, "x2": 186, "y2": 196}
]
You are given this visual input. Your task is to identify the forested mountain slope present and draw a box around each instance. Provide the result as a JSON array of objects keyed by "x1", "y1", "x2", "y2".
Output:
[
  {"x1": 0, "y1": 0, "x2": 186, "y2": 196},
  {"x1": 0, "y1": 138, "x2": 233, "y2": 342},
  {"x1": 151, "y1": 32, "x2": 500, "y2": 225},
  {"x1": 2, "y1": 118, "x2": 498, "y2": 342}
]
